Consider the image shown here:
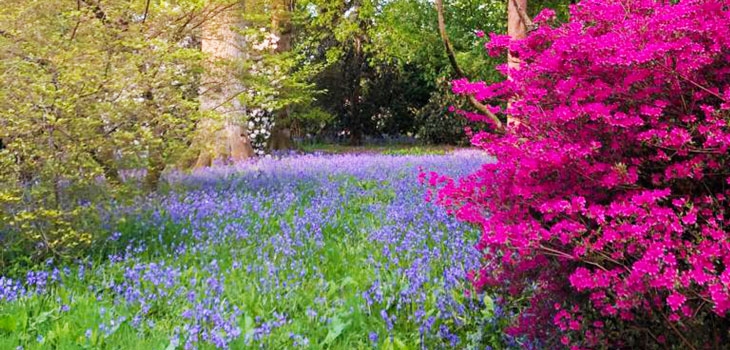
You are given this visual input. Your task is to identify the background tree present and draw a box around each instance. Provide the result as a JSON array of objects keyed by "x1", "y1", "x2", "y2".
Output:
[
  {"x1": 296, "y1": 0, "x2": 471, "y2": 144},
  {"x1": 232, "y1": 0, "x2": 321, "y2": 154},
  {"x1": 194, "y1": 1, "x2": 255, "y2": 168},
  {"x1": 267, "y1": 0, "x2": 297, "y2": 150},
  {"x1": 295, "y1": 0, "x2": 571, "y2": 144}
]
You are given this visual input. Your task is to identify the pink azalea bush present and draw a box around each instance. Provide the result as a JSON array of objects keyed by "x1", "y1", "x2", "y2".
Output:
[{"x1": 431, "y1": 0, "x2": 730, "y2": 347}]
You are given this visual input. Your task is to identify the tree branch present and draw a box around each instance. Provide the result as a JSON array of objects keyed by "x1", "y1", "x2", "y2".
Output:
[
  {"x1": 142, "y1": 0, "x2": 151, "y2": 23},
  {"x1": 435, "y1": 0, "x2": 503, "y2": 132},
  {"x1": 70, "y1": 0, "x2": 82, "y2": 40}
]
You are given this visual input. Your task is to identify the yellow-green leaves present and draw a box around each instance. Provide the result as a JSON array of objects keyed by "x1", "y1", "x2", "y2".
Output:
[{"x1": 0, "y1": 0, "x2": 210, "y2": 264}]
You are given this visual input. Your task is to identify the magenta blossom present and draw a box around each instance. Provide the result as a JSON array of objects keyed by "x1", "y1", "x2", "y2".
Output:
[{"x1": 433, "y1": 0, "x2": 730, "y2": 347}]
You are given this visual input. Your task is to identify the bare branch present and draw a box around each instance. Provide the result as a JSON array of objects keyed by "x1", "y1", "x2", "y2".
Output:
[
  {"x1": 142, "y1": 0, "x2": 151, "y2": 23},
  {"x1": 70, "y1": 0, "x2": 82, "y2": 40}
]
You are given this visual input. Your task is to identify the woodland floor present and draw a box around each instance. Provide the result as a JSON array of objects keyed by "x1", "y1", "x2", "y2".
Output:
[{"x1": 0, "y1": 150, "x2": 513, "y2": 349}]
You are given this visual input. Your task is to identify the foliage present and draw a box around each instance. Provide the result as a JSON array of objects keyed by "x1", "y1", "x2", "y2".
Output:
[
  {"x1": 371, "y1": 0, "x2": 506, "y2": 83},
  {"x1": 294, "y1": 0, "x2": 574, "y2": 144},
  {"x1": 235, "y1": 1, "x2": 324, "y2": 154},
  {"x1": 415, "y1": 79, "x2": 476, "y2": 145},
  {"x1": 434, "y1": 0, "x2": 730, "y2": 347},
  {"x1": 293, "y1": 0, "x2": 500, "y2": 143},
  {"x1": 381, "y1": 146, "x2": 448, "y2": 156},
  {"x1": 0, "y1": 152, "x2": 514, "y2": 349},
  {"x1": 293, "y1": 0, "x2": 377, "y2": 143},
  {"x1": 289, "y1": 107, "x2": 335, "y2": 138},
  {"x1": 0, "y1": 0, "x2": 208, "y2": 264}
]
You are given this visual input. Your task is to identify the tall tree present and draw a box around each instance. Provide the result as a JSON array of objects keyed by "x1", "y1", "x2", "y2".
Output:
[
  {"x1": 345, "y1": 1, "x2": 368, "y2": 145},
  {"x1": 194, "y1": 1, "x2": 254, "y2": 168},
  {"x1": 0, "y1": 0, "x2": 205, "y2": 193},
  {"x1": 268, "y1": 0, "x2": 296, "y2": 150},
  {"x1": 294, "y1": 0, "x2": 376, "y2": 144}
]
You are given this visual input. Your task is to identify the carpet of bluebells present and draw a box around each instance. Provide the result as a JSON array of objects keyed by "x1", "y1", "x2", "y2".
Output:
[{"x1": 0, "y1": 151, "x2": 513, "y2": 349}]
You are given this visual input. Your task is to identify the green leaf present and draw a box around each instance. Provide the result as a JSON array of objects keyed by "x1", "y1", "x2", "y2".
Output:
[
  {"x1": 243, "y1": 315, "x2": 255, "y2": 340},
  {"x1": 384, "y1": 336, "x2": 409, "y2": 350},
  {"x1": 30, "y1": 310, "x2": 54, "y2": 329},
  {"x1": 322, "y1": 315, "x2": 350, "y2": 345},
  {"x1": 483, "y1": 294, "x2": 495, "y2": 318}
]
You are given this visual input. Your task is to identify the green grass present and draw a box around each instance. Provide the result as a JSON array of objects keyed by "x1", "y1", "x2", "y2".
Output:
[{"x1": 299, "y1": 143, "x2": 467, "y2": 156}]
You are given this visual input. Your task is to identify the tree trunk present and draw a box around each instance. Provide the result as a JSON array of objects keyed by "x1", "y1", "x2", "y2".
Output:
[
  {"x1": 91, "y1": 147, "x2": 122, "y2": 185},
  {"x1": 268, "y1": 0, "x2": 296, "y2": 152},
  {"x1": 348, "y1": 26, "x2": 365, "y2": 146},
  {"x1": 507, "y1": 0, "x2": 527, "y2": 127},
  {"x1": 144, "y1": 143, "x2": 165, "y2": 192},
  {"x1": 194, "y1": 2, "x2": 254, "y2": 168},
  {"x1": 268, "y1": 126, "x2": 294, "y2": 150},
  {"x1": 271, "y1": 0, "x2": 293, "y2": 53},
  {"x1": 507, "y1": 0, "x2": 528, "y2": 70}
]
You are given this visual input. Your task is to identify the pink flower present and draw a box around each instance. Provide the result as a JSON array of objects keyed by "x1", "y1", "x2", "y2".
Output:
[
  {"x1": 561, "y1": 336, "x2": 570, "y2": 345},
  {"x1": 431, "y1": 0, "x2": 730, "y2": 346},
  {"x1": 667, "y1": 293, "x2": 687, "y2": 311}
]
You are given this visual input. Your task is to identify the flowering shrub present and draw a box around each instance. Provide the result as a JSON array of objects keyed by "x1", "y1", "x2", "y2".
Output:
[
  {"x1": 241, "y1": 28, "x2": 281, "y2": 156},
  {"x1": 434, "y1": 0, "x2": 730, "y2": 347},
  {"x1": 247, "y1": 107, "x2": 275, "y2": 156}
]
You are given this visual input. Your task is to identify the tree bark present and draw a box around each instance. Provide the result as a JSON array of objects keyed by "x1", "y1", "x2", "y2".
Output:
[
  {"x1": 144, "y1": 142, "x2": 165, "y2": 192},
  {"x1": 507, "y1": 0, "x2": 528, "y2": 127},
  {"x1": 268, "y1": 0, "x2": 296, "y2": 151},
  {"x1": 271, "y1": 0, "x2": 293, "y2": 53},
  {"x1": 90, "y1": 147, "x2": 122, "y2": 185},
  {"x1": 349, "y1": 30, "x2": 364, "y2": 146},
  {"x1": 194, "y1": 2, "x2": 254, "y2": 168},
  {"x1": 508, "y1": 0, "x2": 528, "y2": 72},
  {"x1": 268, "y1": 126, "x2": 294, "y2": 150}
]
